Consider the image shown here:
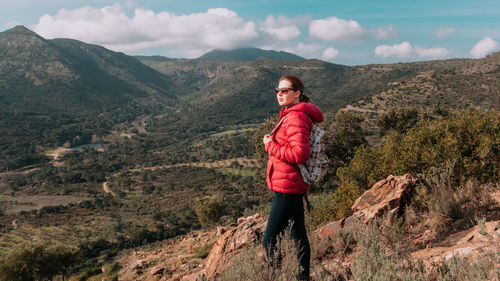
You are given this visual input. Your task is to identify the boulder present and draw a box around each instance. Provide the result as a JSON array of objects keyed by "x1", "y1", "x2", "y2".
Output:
[
  {"x1": 316, "y1": 174, "x2": 416, "y2": 240},
  {"x1": 351, "y1": 174, "x2": 416, "y2": 223},
  {"x1": 205, "y1": 213, "x2": 267, "y2": 280},
  {"x1": 316, "y1": 216, "x2": 362, "y2": 240}
]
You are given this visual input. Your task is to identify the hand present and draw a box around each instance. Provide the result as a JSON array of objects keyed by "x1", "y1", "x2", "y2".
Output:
[{"x1": 263, "y1": 134, "x2": 272, "y2": 146}]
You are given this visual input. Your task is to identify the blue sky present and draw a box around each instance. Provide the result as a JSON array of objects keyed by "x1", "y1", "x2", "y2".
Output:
[{"x1": 1, "y1": 0, "x2": 499, "y2": 65}]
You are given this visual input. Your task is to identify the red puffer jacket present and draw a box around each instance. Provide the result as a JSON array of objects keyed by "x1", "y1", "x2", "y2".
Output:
[{"x1": 265, "y1": 102, "x2": 324, "y2": 194}]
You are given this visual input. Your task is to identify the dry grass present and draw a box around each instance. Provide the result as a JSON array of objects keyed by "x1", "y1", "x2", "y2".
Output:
[{"x1": 0, "y1": 195, "x2": 89, "y2": 215}]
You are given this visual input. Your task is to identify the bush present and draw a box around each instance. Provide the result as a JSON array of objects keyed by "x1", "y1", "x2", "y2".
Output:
[
  {"x1": 376, "y1": 106, "x2": 421, "y2": 135},
  {"x1": 194, "y1": 195, "x2": 225, "y2": 227},
  {"x1": 0, "y1": 243, "x2": 79, "y2": 281},
  {"x1": 350, "y1": 217, "x2": 499, "y2": 281},
  {"x1": 408, "y1": 162, "x2": 498, "y2": 235},
  {"x1": 324, "y1": 110, "x2": 367, "y2": 171},
  {"x1": 221, "y1": 231, "x2": 299, "y2": 281},
  {"x1": 193, "y1": 243, "x2": 213, "y2": 259},
  {"x1": 330, "y1": 109, "x2": 499, "y2": 220}
]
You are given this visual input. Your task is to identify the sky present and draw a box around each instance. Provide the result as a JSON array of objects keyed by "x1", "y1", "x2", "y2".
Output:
[{"x1": 1, "y1": 0, "x2": 500, "y2": 65}]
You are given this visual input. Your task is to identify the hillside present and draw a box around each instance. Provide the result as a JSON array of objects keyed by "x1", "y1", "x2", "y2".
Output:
[
  {"x1": 349, "y1": 53, "x2": 500, "y2": 113},
  {"x1": 0, "y1": 26, "x2": 178, "y2": 113},
  {"x1": 0, "y1": 26, "x2": 180, "y2": 171},
  {"x1": 0, "y1": 26, "x2": 499, "y2": 281},
  {"x1": 196, "y1": 47, "x2": 305, "y2": 61}
]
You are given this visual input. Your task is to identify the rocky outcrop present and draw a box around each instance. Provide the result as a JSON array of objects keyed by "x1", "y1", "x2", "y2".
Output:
[
  {"x1": 412, "y1": 220, "x2": 500, "y2": 265},
  {"x1": 351, "y1": 174, "x2": 416, "y2": 223},
  {"x1": 205, "y1": 213, "x2": 267, "y2": 280},
  {"x1": 117, "y1": 230, "x2": 217, "y2": 281},
  {"x1": 317, "y1": 174, "x2": 416, "y2": 239}
]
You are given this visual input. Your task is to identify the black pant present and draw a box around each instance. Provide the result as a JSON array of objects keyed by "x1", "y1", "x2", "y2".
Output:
[{"x1": 262, "y1": 191, "x2": 310, "y2": 280}]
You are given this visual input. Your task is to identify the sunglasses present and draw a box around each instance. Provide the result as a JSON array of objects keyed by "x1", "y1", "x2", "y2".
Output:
[{"x1": 274, "y1": 87, "x2": 296, "y2": 94}]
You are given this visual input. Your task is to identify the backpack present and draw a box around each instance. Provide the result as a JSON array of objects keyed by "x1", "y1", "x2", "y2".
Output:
[
  {"x1": 298, "y1": 122, "x2": 329, "y2": 185},
  {"x1": 272, "y1": 114, "x2": 329, "y2": 185}
]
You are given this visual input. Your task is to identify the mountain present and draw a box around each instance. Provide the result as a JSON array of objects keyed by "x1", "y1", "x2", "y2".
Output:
[
  {"x1": 196, "y1": 47, "x2": 305, "y2": 61},
  {"x1": 2, "y1": 25, "x2": 499, "y2": 172},
  {"x1": 139, "y1": 51, "x2": 500, "y2": 154},
  {"x1": 349, "y1": 53, "x2": 500, "y2": 113},
  {"x1": 0, "y1": 25, "x2": 179, "y2": 114},
  {"x1": 133, "y1": 55, "x2": 178, "y2": 62},
  {"x1": 0, "y1": 26, "x2": 181, "y2": 170}
]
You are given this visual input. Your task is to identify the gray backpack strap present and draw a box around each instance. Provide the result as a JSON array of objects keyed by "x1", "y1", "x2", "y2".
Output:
[{"x1": 270, "y1": 114, "x2": 289, "y2": 135}]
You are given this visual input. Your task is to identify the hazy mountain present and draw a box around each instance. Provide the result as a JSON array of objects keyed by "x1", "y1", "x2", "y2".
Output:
[
  {"x1": 196, "y1": 47, "x2": 305, "y2": 61},
  {"x1": 134, "y1": 55, "x2": 178, "y2": 62},
  {"x1": 139, "y1": 59, "x2": 245, "y2": 97}
]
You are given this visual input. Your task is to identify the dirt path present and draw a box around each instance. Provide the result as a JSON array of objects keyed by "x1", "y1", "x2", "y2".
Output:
[
  {"x1": 345, "y1": 104, "x2": 380, "y2": 113},
  {"x1": 102, "y1": 182, "x2": 116, "y2": 196}
]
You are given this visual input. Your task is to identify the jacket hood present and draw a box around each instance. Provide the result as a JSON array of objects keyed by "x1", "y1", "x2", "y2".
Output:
[{"x1": 280, "y1": 102, "x2": 324, "y2": 123}]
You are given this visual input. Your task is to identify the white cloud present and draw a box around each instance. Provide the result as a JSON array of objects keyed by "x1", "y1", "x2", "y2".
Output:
[
  {"x1": 309, "y1": 16, "x2": 395, "y2": 42},
  {"x1": 415, "y1": 46, "x2": 449, "y2": 58},
  {"x1": 371, "y1": 26, "x2": 396, "y2": 40},
  {"x1": 469, "y1": 37, "x2": 499, "y2": 58},
  {"x1": 322, "y1": 47, "x2": 339, "y2": 60},
  {"x1": 259, "y1": 15, "x2": 300, "y2": 41},
  {"x1": 375, "y1": 42, "x2": 450, "y2": 59},
  {"x1": 32, "y1": 5, "x2": 258, "y2": 57},
  {"x1": 375, "y1": 42, "x2": 413, "y2": 58},
  {"x1": 309, "y1": 17, "x2": 364, "y2": 41},
  {"x1": 282, "y1": 43, "x2": 322, "y2": 59},
  {"x1": 435, "y1": 27, "x2": 455, "y2": 38}
]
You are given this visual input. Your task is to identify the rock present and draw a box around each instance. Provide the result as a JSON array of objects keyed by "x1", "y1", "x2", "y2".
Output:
[
  {"x1": 205, "y1": 213, "x2": 267, "y2": 280},
  {"x1": 149, "y1": 266, "x2": 165, "y2": 276},
  {"x1": 131, "y1": 259, "x2": 145, "y2": 271},
  {"x1": 182, "y1": 272, "x2": 202, "y2": 281},
  {"x1": 316, "y1": 174, "x2": 416, "y2": 240},
  {"x1": 412, "y1": 220, "x2": 500, "y2": 266},
  {"x1": 351, "y1": 174, "x2": 416, "y2": 223},
  {"x1": 216, "y1": 226, "x2": 226, "y2": 236},
  {"x1": 317, "y1": 219, "x2": 344, "y2": 239}
]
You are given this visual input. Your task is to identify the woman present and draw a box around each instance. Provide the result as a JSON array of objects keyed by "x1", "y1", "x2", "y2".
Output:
[{"x1": 262, "y1": 74, "x2": 324, "y2": 281}]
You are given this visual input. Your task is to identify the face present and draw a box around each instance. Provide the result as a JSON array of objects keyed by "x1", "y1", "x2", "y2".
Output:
[{"x1": 276, "y1": 80, "x2": 301, "y2": 107}]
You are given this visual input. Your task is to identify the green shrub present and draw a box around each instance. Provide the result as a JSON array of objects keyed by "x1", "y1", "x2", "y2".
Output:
[
  {"x1": 324, "y1": 110, "x2": 367, "y2": 173},
  {"x1": 76, "y1": 267, "x2": 102, "y2": 281},
  {"x1": 0, "y1": 243, "x2": 79, "y2": 281},
  {"x1": 193, "y1": 243, "x2": 213, "y2": 259},
  {"x1": 330, "y1": 109, "x2": 499, "y2": 220},
  {"x1": 376, "y1": 106, "x2": 421, "y2": 135},
  {"x1": 194, "y1": 195, "x2": 225, "y2": 227},
  {"x1": 251, "y1": 116, "x2": 278, "y2": 169}
]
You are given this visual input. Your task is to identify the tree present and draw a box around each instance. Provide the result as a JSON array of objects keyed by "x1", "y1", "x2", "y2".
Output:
[
  {"x1": 0, "y1": 244, "x2": 79, "y2": 281},
  {"x1": 323, "y1": 110, "x2": 367, "y2": 185},
  {"x1": 194, "y1": 195, "x2": 226, "y2": 227},
  {"x1": 376, "y1": 107, "x2": 420, "y2": 135}
]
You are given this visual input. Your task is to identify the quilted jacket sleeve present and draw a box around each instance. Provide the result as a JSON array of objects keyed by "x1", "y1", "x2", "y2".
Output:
[{"x1": 265, "y1": 112, "x2": 312, "y2": 164}]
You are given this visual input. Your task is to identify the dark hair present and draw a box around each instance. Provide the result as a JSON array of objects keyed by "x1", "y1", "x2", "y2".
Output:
[{"x1": 278, "y1": 74, "x2": 311, "y2": 103}]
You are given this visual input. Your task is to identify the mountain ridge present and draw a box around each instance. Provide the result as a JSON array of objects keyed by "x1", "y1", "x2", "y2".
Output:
[{"x1": 196, "y1": 47, "x2": 305, "y2": 61}]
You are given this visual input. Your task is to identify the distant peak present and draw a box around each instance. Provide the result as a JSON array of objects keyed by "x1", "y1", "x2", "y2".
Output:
[
  {"x1": 197, "y1": 47, "x2": 305, "y2": 62},
  {"x1": 1, "y1": 25, "x2": 42, "y2": 38}
]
